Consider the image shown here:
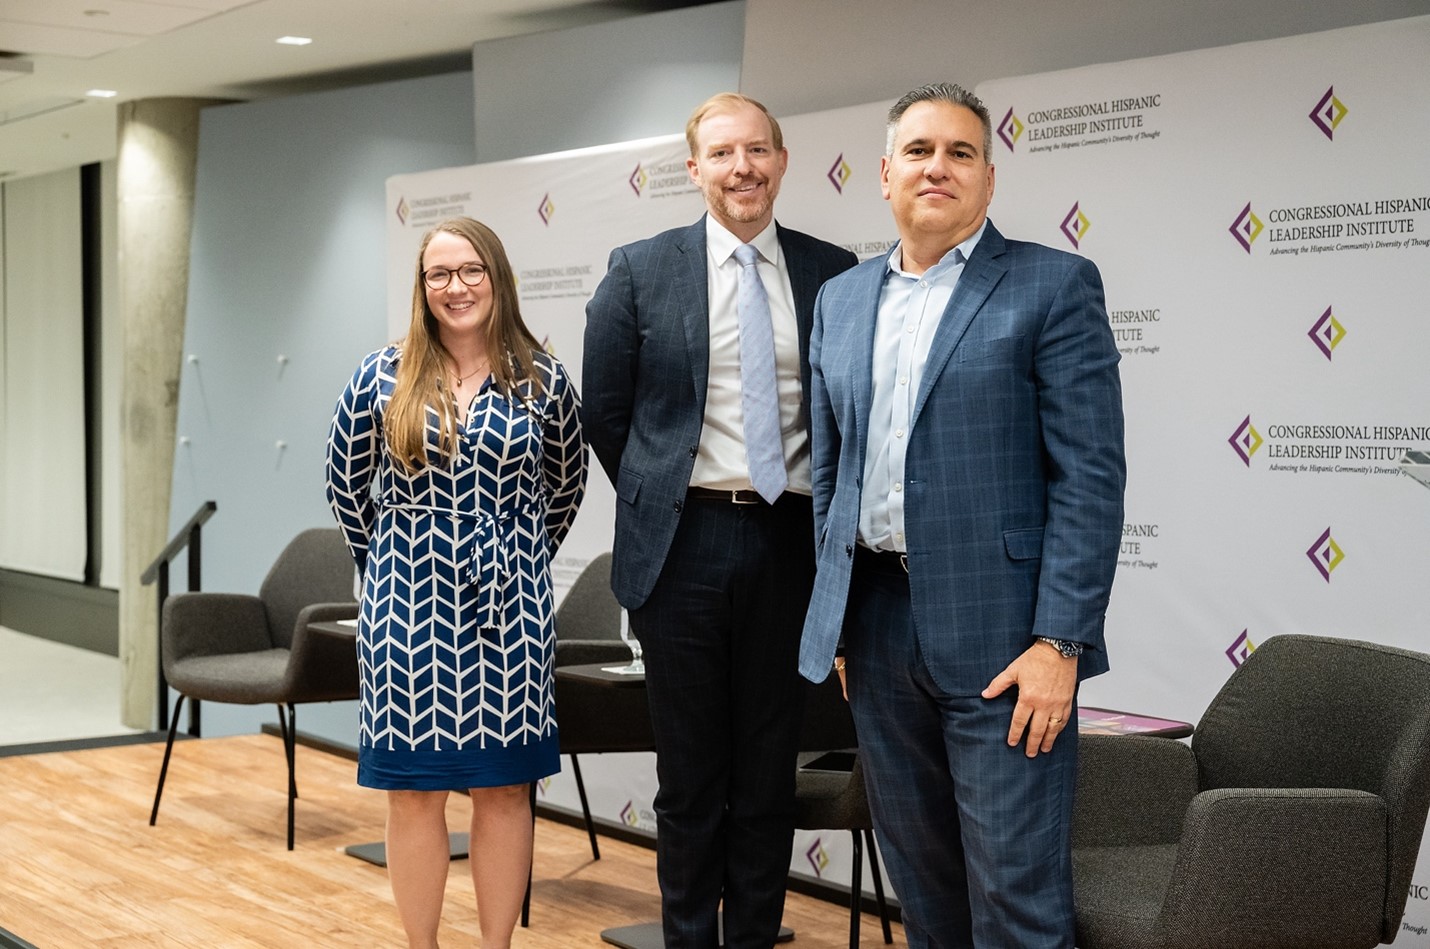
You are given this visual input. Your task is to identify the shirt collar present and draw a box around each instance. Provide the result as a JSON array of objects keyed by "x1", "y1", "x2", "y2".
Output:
[
  {"x1": 706, "y1": 213, "x2": 781, "y2": 267},
  {"x1": 885, "y1": 219, "x2": 988, "y2": 279}
]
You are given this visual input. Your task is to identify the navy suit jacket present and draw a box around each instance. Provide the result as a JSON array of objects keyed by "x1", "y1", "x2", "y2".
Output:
[
  {"x1": 582, "y1": 216, "x2": 857, "y2": 609},
  {"x1": 799, "y1": 219, "x2": 1126, "y2": 694}
]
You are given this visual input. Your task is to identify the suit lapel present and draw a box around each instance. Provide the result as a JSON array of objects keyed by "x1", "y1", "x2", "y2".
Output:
[
  {"x1": 911, "y1": 222, "x2": 1008, "y2": 430},
  {"x1": 779, "y1": 225, "x2": 817, "y2": 337},
  {"x1": 778, "y1": 224, "x2": 820, "y2": 419},
  {"x1": 847, "y1": 261, "x2": 885, "y2": 471},
  {"x1": 674, "y1": 217, "x2": 711, "y2": 405}
]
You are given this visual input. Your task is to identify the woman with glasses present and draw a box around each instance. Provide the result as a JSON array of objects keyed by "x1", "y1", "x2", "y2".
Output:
[{"x1": 325, "y1": 216, "x2": 586, "y2": 949}]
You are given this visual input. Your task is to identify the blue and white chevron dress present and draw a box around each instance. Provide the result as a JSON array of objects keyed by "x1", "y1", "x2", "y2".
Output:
[{"x1": 324, "y1": 345, "x2": 586, "y2": 790}]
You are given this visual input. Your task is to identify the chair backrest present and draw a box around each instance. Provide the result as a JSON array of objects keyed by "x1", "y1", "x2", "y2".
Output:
[
  {"x1": 259, "y1": 528, "x2": 358, "y2": 648},
  {"x1": 1193, "y1": 633, "x2": 1430, "y2": 940},
  {"x1": 555, "y1": 552, "x2": 621, "y2": 641}
]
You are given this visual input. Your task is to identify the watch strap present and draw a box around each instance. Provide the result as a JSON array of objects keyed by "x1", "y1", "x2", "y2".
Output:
[{"x1": 1037, "y1": 636, "x2": 1084, "y2": 658}]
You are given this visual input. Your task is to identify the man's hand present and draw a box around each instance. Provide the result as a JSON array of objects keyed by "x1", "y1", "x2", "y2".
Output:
[
  {"x1": 834, "y1": 658, "x2": 848, "y2": 701},
  {"x1": 982, "y1": 641, "x2": 1078, "y2": 757}
]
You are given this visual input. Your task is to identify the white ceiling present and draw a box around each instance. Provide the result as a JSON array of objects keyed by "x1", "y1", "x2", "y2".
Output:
[{"x1": 0, "y1": 0, "x2": 708, "y2": 181}]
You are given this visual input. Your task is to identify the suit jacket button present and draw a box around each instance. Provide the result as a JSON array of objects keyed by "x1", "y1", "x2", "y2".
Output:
[
  {"x1": 845, "y1": 545, "x2": 854, "y2": 556},
  {"x1": 674, "y1": 500, "x2": 683, "y2": 513},
  {"x1": 688, "y1": 446, "x2": 698, "y2": 458}
]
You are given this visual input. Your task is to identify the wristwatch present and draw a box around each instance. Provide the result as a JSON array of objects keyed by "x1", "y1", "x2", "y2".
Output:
[{"x1": 1037, "y1": 636, "x2": 1084, "y2": 658}]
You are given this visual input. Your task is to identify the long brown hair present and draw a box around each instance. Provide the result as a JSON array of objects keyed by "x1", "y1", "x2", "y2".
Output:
[{"x1": 384, "y1": 217, "x2": 546, "y2": 474}]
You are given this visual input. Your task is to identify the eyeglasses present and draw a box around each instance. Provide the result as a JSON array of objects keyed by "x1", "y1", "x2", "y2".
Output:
[{"x1": 423, "y1": 263, "x2": 488, "y2": 291}]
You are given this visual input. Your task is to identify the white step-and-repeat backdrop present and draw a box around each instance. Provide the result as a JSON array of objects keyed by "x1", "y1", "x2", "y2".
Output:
[{"x1": 385, "y1": 16, "x2": 1430, "y2": 935}]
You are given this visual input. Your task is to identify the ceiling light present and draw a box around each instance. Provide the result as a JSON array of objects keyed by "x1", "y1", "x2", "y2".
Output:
[
  {"x1": 276, "y1": 36, "x2": 313, "y2": 46},
  {"x1": 86, "y1": 89, "x2": 118, "y2": 98}
]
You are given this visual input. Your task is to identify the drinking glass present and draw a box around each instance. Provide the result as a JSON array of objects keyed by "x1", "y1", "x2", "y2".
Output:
[{"x1": 604, "y1": 608, "x2": 644, "y2": 675}]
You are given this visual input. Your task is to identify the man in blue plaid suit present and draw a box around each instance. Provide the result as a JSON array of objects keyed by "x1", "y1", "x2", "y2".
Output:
[{"x1": 799, "y1": 83, "x2": 1126, "y2": 948}]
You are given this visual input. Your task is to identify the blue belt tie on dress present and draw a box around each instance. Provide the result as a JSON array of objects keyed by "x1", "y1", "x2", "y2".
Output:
[{"x1": 380, "y1": 494, "x2": 547, "y2": 630}]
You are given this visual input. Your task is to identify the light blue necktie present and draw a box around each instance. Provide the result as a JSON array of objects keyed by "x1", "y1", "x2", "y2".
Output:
[{"x1": 733, "y1": 243, "x2": 788, "y2": 503}]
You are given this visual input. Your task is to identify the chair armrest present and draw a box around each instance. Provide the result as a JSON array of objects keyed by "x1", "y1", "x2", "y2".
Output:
[
  {"x1": 555, "y1": 640, "x2": 633, "y2": 667},
  {"x1": 282, "y1": 605, "x2": 362, "y2": 703},
  {"x1": 273, "y1": 602, "x2": 357, "y2": 649},
  {"x1": 1158, "y1": 787, "x2": 1387, "y2": 947},
  {"x1": 1073, "y1": 733, "x2": 1197, "y2": 847},
  {"x1": 162, "y1": 592, "x2": 270, "y2": 667}
]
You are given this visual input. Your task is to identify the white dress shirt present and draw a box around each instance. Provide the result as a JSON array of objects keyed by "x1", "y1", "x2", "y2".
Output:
[
  {"x1": 692, "y1": 215, "x2": 811, "y2": 495},
  {"x1": 858, "y1": 223, "x2": 986, "y2": 550}
]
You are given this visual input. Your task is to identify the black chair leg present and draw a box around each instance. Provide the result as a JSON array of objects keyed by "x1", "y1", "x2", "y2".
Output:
[
  {"x1": 280, "y1": 703, "x2": 297, "y2": 850},
  {"x1": 521, "y1": 781, "x2": 536, "y2": 927},
  {"x1": 848, "y1": 829, "x2": 864, "y2": 949},
  {"x1": 570, "y1": 754, "x2": 600, "y2": 860},
  {"x1": 277, "y1": 703, "x2": 299, "y2": 798},
  {"x1": 864, "y1": 828, "x2": 893, "y2": 944},
  {"x1": 149, "y1": 693, "x2": 186, "y2": 825}
]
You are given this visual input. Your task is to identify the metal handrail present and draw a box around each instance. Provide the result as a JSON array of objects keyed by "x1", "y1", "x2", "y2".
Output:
[{"x1": 140, "y1": 500, "x2": 217, "y2": 733}]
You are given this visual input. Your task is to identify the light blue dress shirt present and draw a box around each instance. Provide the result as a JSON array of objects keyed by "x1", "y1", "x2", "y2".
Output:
[{"x1": 858, "y1": 222, "x2": 986, "y2": 552}]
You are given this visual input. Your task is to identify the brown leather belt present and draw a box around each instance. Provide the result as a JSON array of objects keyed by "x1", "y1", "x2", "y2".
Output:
[
  {"x1": 687, "y1": 487, "x2": 765, "y2": 505},
  {"x1": 855, "y1": 544, "x2": 909, "y2": 574}
]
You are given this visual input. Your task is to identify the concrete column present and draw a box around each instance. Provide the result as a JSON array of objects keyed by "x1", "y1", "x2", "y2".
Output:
[{"x1": 116, "y1": 98, "x2": 223, "y2": 728}]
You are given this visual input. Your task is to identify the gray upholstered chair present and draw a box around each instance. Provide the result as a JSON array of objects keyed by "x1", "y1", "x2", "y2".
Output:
[
  {"x1": 795, "y1": 674, "x2": 893, "y2": 948},
  {"x1": 148, "y1": 527, "x2": 359, "y2": 850},
  {"x1": 550, "y1": 552, "x2": 655, "y2": 859},
  {"x1": 1072, "y1": 634, "x2": 1430, "y2": 949}
]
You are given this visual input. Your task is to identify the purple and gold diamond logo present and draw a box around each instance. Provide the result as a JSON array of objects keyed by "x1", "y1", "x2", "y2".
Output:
[
  {"x1": 805, "y1": 839, "x2": 829, "y2": 877},
  {"x1": 1060, "y1": 202, "x2": 1090, "y2": 249},
  {"x1": 1307, "y1": 306, "x2": 1346, "y2": 361},
  {"x1": 1227, "y1": 415, "x2": 1263, "y2": 467},
  {"x1": 1306, "y1": 527, "x2": 1344, "y2": 582},
  {"x1": 1229, "y1": 202, "x2": 1263, "y2": 253},
  {"x1": 1226, "y1": 629, "x2": 1256, "y2": 667},
  {"x1": 998, "y1": 107, "x2": 1025, "y2": 152},
  {"x1": 538, "y1": 192, "x2": 556, "y2": 226},
  {"x1": 629, "y1": 163, "x2": 648, "y2": 197},
  {"x1": 620, "y1": 801, "x2": 640, "y2": 827},
  {"x1": 1309, "y1": 87, "x2": 1348, "y2": 141},
  {"x1": 827, "y1": 153, "x2": 852, "y2": 194},
  {"x1": 395, "y1": 195, "x2": 409, "y2": 225}
]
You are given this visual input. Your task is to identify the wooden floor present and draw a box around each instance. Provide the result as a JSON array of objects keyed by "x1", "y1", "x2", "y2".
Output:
[{"x1": 0, "y1": 734, "x2": 903, "y2": 947}]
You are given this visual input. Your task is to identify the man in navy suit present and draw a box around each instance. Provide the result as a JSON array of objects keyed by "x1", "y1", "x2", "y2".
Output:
[
  {"x1": 799, "y1": 83, "x2": 1125, "y2": 947},
  {"x1": 582, "y1": 93, "x2": 855, "y2": 949}
]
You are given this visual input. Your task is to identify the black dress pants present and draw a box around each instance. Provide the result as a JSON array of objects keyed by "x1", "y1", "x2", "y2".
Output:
[{"x1": 631, "y1": 491, "x2": 813, "y2": 949}]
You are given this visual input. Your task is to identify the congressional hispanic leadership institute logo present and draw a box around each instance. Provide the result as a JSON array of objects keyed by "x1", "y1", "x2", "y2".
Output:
[
  {"x1": 827, "y1": 153, "x2": 852, "y2": 194},
  {"x1": 538, "y1": 192, "x2": 556, "y2": 226},
  {"x1": 997, "y1": 108, "x2": 1024, "y2": 151},
  {"x1": 395, "y1": 195, "x2": 409, "y2": 225},
  {"x1": 1309, "y1": 87, "x2": 1348, "y2": 141},
  {"x1": 1229, "y1": 203, "x2": 1263, "y2": 253},
  {"x1": 1308, "y1": 306, "x2": 1346, "y2": 361},
  {"x1": 1306, "y1": 527, "x2": 1345, "y2": 582},
  {"x1": 1228, "y1": 415, "x2": 1263, "y2": 467},
  {"x1": 1226, "y1": 629, "x2": 1255, "y2": 667},
  {"x1": 1060, "y1": 202, "x2": 1090, "y2": 249},
  {"x1": 629, "y1": 163, "x2": 648, "y2": 197},
  {"x1": 805, "y1": 838, "x2": 830, "y2": 877}
]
